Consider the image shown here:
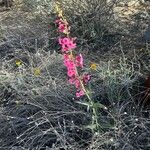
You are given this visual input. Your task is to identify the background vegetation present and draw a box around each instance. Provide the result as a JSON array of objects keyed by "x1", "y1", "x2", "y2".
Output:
[{"x1": 0, "y1": 0, "x2": 150, "y2": 149}]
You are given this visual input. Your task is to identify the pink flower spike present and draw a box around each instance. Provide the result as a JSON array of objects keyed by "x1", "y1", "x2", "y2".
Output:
[{"x1": 76, "y1": 90, "x2": 85, "y2": 98}]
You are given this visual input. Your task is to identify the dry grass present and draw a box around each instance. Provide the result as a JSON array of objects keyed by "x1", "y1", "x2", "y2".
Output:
[{"x1": 0, "y1": 0, "x2": 150, "y2": 149}]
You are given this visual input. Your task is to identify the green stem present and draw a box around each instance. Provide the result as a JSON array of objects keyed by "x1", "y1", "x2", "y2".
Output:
[{"x1": 80, "y1": 80, "x2": 100, "y2": 131}]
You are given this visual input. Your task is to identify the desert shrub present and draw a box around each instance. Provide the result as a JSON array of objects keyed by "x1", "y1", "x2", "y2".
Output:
[
  {"x1": 22, "y1": 0, "x2": 54, "y2": 14},
  {"x1": 20, "y1": 0, "x2": 121, "y2": 55},
  {"x1": 53, "y1": 0, "x2": 119, "y2": 52},
  {"x1": 0, "y1": 0, "x2": 150, "y2": 149},
  {"x1": 85, "y1": 52, "x2": 150, "y2": 150},
  {"x1": 1, "y1": 44, "x2": 149, "y2": 149},
  {"x1": 0, "y1": 49, "x2": 94, "y2": 149}
]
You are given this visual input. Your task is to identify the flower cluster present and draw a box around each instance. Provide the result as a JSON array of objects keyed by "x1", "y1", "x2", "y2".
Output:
[
  {"x1": 59, "y1": 37, "x2": 76, "y2": 52},
  {"x1": 55, "y1": 19, "x2": 70, "y2": 34},
  {"x1": 63, "y1": 53, "x2": 91, "y2": 97},
  {"x1": 54, "y1": 2, "x2": 91, "y2": 98}
]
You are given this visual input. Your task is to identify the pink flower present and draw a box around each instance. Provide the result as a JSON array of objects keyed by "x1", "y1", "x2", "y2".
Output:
[
  {"x1": 58, "y1": 23, "x2": 66, "y2": 32},
  {"x1": 55, "y1": 19, "x2": 61, "y2": 24},
  {"x1": 67, "y1": 62, "x2": 75, "y2": 69},
  {"x1": 67, "y1": 69, "x2": 76, "y2": 77},
  {"x1": 76, "y1": 54, "x2": 83, "y2": 68},
  {"x1": 55, "y1": 19, "x2": 65, "y2": 25},
  {"x1": 67, "y1": 40, "x2": 76, "y2": 48},
  {"x1": 69, "y1": 78, "x2": 80, "y2": 88},
  {"x1": 62, "y1": 44, "x2": 69, "y2": 51},
  {"x1": 63, "y1": 53, "x2": 69, "y2": 59},
  {"x1": 68, "y1": 78, "x2": 75, "y2": 84},
  {"x1": 76, "y1": 90, "x2": 85, "y2": 98},
  {"x1": 55, "y1": 19, "x2": 69, "y2": 33},
  {"x1": 58, "y1": 38, "x2": 64, "y2": 45},
  {"x1": 83, "y1": 74, "x2": 91, "y2": 84},
  {"x1": 62, "y1": 37, "x2": 70, "y2": 45},
  {"x1": 63, "y1": 54, "x2": 74, "y2": 67},
  {"x1": 58, "y1": 37, "x2": 76, "y2": 52},
  {"x1": 75, "y1": 79, "x2": 80, "y2": 88}
]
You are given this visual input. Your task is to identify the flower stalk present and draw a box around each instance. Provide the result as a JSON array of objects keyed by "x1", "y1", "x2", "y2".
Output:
[{"x1": 54, "y1": 1, "x2": 106, "y2": 131}]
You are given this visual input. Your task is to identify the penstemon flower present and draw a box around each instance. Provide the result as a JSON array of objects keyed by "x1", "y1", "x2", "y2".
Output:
[
  {"x1": 69, "y1": 78, "x2": 80, "y2": 88},
  {"x1": 55, "y1": 19, "x2": 70, "y2": 34},
  {"x1": 53, "y1": 1, "x2": 108, "y2": 132},
  {"x1": 75, "y1": 54, "x2": 84, "y2": 68},
  {"x1": 59, "y1": 37, "x2": 76, "y2": 52},
  {"x1": 76, "y1": 89, "x2": 85, "y2": 98},
  {"x1": 54, "y1": 2, "x2": 90, "y2": 98},
  {"x1": 82, "y1": 73, "x2": 91, "y2": 84}
]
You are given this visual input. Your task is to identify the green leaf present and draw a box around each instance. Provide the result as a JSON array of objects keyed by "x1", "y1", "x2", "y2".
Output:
[
  {"x1": 75, "y1": 101, "x2": 92, "y2": 107},
  {"x1": 84, "y1": 124, "x2": 97, "y2": 130},
  {"x1": 92, "y1": 102, "x2": 107, "y2": 109}
]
